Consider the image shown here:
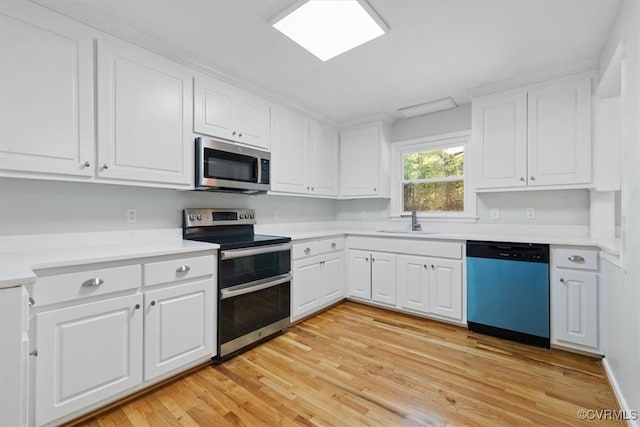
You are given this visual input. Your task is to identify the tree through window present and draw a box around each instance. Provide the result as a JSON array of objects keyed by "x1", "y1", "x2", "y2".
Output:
[{"x1": 402, "y1": 146, "x2": 464, "y2": 212}]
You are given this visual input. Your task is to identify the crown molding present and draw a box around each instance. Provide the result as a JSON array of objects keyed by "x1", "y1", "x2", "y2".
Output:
[
  {"x1": 466, "y1": 57, "x2": 599, "y2": 98},
  {"x1": 29, "y1": 0, "x2": 340, "y2": 126}
]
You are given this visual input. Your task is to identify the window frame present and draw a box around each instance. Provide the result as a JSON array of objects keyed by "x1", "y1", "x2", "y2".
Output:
[{"x1": 390, "y1": 130, "x2": 476, "y2": 221}]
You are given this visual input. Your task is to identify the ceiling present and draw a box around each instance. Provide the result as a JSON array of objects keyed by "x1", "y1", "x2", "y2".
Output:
[{"x1": 36, "y1": 0, "x2": 620, "y2": 124}]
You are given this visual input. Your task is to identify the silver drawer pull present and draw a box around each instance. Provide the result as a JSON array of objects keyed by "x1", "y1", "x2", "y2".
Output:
[
  {"x1": 568, "y1": 255, "x2": 585, "y2": 263},
  {"x1": 330, "y1": 242, "x2": 337, "y2": 249},
  {"x1": 28, "y1": 297, "x2": 35, "y2": 307},
  {"x1": 176, "y1": 265, "x2": 190, "y2": 273},
  {"x1": 82, "y1": 278, "x2": 104, "y2": 287},
  {"x1": 304, "y1": 247, "x2": 311, "y2": 254}
]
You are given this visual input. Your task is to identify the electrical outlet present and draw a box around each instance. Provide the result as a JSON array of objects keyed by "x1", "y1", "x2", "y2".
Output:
[
  {"x1": 490, "y1": 208, "x2": 500, "y2": 220},
  {"x1": 273, "y1": 209, "x2": 279, "y2": 220},
  {"x1": 526, "y1": 208, "x2": 536, "y2": 219},
  {"x1": 126, "y1": 209, "x2": 137, "y2": 223},
  {"x1": 361, "y1": 211, "x2": 367, "y2": 218}
]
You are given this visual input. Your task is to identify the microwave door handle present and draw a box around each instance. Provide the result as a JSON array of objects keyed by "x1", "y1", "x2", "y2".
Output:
[
  {"x1": 220, "y1": 273, "x2": 292, "y2": 300},
  {"x1": 220, "y1": 242, "x2": 292, "y2": 260},
  {"x1": 256, "y1": 157, "x2": 261, "y2": 185}
]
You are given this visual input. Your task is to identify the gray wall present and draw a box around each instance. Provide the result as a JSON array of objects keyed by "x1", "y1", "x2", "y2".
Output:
[
  {"x1": 0, "y1": 178, "x2": 335, "y2": 235},
  {"x1": 598, "y1": 0, "x2": 640, "y2": 416},
  {"x1": 391, "y1": 103, "x2": 471, "y2": 142}
]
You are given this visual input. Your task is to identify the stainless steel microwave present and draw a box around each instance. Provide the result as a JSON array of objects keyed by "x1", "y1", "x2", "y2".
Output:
[{"x1": 195, "y1": 137, "x2": 270, "y2": 194}]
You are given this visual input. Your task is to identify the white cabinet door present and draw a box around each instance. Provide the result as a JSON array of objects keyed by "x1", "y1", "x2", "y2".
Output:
[
  {"x1": 428, "y1": 259, "x2": 462, "y2": 321},
  {"x1": 371, "y1": 252, "x2": 396, "y2": 306},
  {"x1": 473, "y1": 92, "x2": 528, "y2": 189},
  {"x1": 339, "y1": 124, "x2": 380, "y2": 196},
  {"x1": 322, "y1": 253, "x2": 345, "y2": 302},
  {"x1": 235, "y1": 92, "x2": 270, "y2": 150},
  {"x1": 0, "y1": 4, "x2": 94, "y2": 177},
  {"x1": 97, "y1": 36, "x2": 192, "y2": 186},
  {"x1": 35, "y1": 294, "x2": 143, "y2": 426},
  {"x1": 347, "y1": 250, "x2": 371, "y2": 299},
  {"x1": 292, "y1": 258, "x2": 322, "y2": 320},
  {"x1": 194, "y1": 76, "x2": 270, "y2": 150},
  {"x1": 527, "y1": 78, "x2": 592, "y2": 186},
  {"x1": 397, "y1": 255, "x2": 429, "y2": 313},
  {"x1": 193, "y1": 76, "x2": 234, "y2": 141},
  {"x1": 270, "y1": 107, "x2": 309, "y2": 193},
  {"x1": 310, "y1": 121, "x2": 339, "y2": 196},
  {"x1": 551, "y1": 270, "x2": 598, "y2": 348},
  {"x1": 144, "y1": 279, "x2": 214, "y2": 380}
]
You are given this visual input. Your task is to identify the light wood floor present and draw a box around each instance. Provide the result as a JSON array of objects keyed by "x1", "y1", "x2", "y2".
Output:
[{"x1": 77, "y1": 302, "x2": 621, "y2": 426}]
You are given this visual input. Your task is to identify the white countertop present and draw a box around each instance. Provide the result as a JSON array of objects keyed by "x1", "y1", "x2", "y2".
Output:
[{"x1": 0, "y1": 229, "x2": 218, "y2": 289}]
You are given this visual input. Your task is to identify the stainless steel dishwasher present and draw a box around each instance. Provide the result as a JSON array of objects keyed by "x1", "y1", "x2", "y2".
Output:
[{"x1": 466, "y1": 241, "x2": 550, "y2": 348}]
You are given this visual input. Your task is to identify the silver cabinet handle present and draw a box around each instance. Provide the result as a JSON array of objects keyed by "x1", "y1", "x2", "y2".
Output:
[
  {"x1": 372, "y1": 258, "x2": 375, "y2": 262},
  {"x1": 239, "y1": 132, "x2": 243, "y2": 137},
  {"x1": 431, "y1": 265, "x2": 435, "y2": 270},
  {"x1": 304, "y1": 247, "x2": 311, "y2": 254},
  {"x1": 520, "y1": 177, "x2": 525, "y2": 182},
  {"x1": 134, "y1": 303, "x2": 141, "y2": 310},
  {"x1": 306, "y1": 186, "x2": 310, "y2": 191},
  {"x1": 373, "y1": 187, "x2": 377, "y2": 191},
  {"x1": 330, "y1": 242, "x2": 337, "y2": 249},
  {"x1": 150, "y1": 300, "x2": 156, "y2": 306},
  {"x1": 530, "y1": 176, "x2": 536, "y2": 181},
  {"x1": 232, "y1": 130, "x2": 237, "y2": 136},
  {"x1": 29, "y1": 350, "x2": 38, "y2": 357},
  {"x1": 365, "y1": 257, "x2": 369, "y2": 262},
  {"x1": 568, "y1": 255, "x2": 585, "y2": 263},
  {"x1": 423, "y1": 264, "x2": 427, "y2": 269},
  {"x1": 83, "y1": 161, "x2": 91, "y2": 168},
  {"x1": 102, "y1": 164, "x2": 109, "y2": 170},
  {"x1": 560, "y1": 278, "x2": 566, "y2": 283},
  {"x1": 82, "y1": 278, "x2": 104, "y2": 287},
  {"x1": 176, "y1": 265, "x2": 190, "y2": 273},
  {"x1": 28, "y1": 297, "x2": 35, "y2": 307},
  {"x1": 311, "y1": 187, "x2": 314, "y2": 191}
]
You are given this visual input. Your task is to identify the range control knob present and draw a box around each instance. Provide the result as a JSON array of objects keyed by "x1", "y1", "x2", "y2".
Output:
[
  {"x1": 196, "y1": 214, "x2": 202, "y2": 220},
  {"x1": 239, "y1": 213, "x2": 245, "y2": 219},
  {"x1": 250, "y1": 213, "x2": 255, "y2": 219},
  {"x1": 189, "y1": 214, "x2": 195, "y2": 221}
]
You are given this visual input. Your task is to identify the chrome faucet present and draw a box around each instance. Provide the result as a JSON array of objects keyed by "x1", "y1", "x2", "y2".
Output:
[{"x1": 408, "y1": 182, "x2": 422, "y2": 231}]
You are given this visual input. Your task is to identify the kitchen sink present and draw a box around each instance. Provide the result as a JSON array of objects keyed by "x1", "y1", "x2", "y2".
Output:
[{"x1": 376, "y1": 230, "x2": 441, "y2": 235}]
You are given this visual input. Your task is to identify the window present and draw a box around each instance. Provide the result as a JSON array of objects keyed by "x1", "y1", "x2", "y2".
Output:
[{"x1": 391, "y1": 131, "x2": 475, "y2": 220}]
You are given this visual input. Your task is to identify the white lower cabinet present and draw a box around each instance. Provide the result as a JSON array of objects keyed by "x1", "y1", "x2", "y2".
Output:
[
  {"x1": 550, "y1": 246, "x2": 601, "y2": 354},
  {"x1": 30, "y1": 251, "x2": 216, "y2": 426},
  {"x1": 347, "y1": 237, "x2": 464, "y2": 324},
  {"x1": 397, "y1": 255, "x2": 463, "y2": 321},
  {"x1": 143, "y1": 279, "x2": 214, "y2": 380},
  {"x1": 292, "y1": 238, "x2": 345, "y2": 321},
  {"x1": 347, "y1": 250, "x2": 397, "y2": 306},
  {"x1": 35, "y1": 293, "x2": 143, "y2": 426}
]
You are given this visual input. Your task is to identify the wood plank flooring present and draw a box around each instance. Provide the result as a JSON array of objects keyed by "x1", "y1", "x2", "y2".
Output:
[{"x1": 76, "y1": 302, "x2": 621, "y2": 426}]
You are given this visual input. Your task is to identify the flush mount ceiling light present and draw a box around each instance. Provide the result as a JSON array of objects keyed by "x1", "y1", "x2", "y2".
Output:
[
  {"x1": 272, "y1": 0, "x2": 388, "y2": 62},
  {"x1": 397, "y1": 97, "x2": 457, "y2": 118}
]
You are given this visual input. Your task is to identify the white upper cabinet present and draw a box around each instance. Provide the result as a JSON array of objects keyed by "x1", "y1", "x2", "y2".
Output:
[
  {"x1": 473, "y1": 74, "x2": 593, "y2": 190},
  {"x1": 527, "y1": 78, "x2": 592, "y2": 186},
  {"x1": 193, "y1": 74, "x2": 270, "y2": 150},
  {"x1": 308, "y1": 120, "x2": 339, "y2": 196},
  {"x1": 96, "y1": 36, "x2": 193, "y2": 187},
  {"x1": 270, "y1": 106, "x2": 310, "y2": 194},
  {"x1": 473, "y1": 92, "x2": 528, "y2": 188},
  {"x1": 270, "y1": 106, "x2": 339, "y2": 197},
  {"x1": 0, "y1": 3, "x2": 95, "y2": 178},
  {"x1": 339, "y1": 121, "x2": 391, "y2": 198}
]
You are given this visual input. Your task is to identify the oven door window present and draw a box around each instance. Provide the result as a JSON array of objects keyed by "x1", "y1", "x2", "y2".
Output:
[
  {"x1": 220, "y1": 249, "x2": 291, "y2": 288},
  {"x1": 203, "y1": 148, "x2": 258, "y2": 183},
  {"x1": 219, "y1": 281, "x2": 290, "y2": 344}
]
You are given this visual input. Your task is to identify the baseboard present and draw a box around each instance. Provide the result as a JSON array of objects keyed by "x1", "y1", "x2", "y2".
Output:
[{"x1": 603, "y1": 357, "x2": 640, "y2": 427}]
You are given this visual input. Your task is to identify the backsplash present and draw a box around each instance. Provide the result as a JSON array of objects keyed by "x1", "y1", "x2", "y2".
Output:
[{"x1": 0, "y1": 178, "x2": 336, "y2": 235}]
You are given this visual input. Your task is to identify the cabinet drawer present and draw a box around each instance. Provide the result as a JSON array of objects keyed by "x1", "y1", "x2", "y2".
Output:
[
  {"x1": 551, "y1": 247, "x2": 598, "y2": 270},
  {"x1": 144, "y1": 255, "x2": 215, "y2": 287},
  {"x1": 293, "y1": 237, "x2": 344, "y2": 260},
  {"x1": 32, "y1": 265, "x2": 141, "y2": 307}
]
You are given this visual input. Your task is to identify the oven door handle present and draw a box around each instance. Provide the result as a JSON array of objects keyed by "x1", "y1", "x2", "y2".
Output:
[
  {"x1": 220, "y1": 273, "x2": 292, "y2": 300},
  {"x1": 220, "y1": 242, "x2": 292, "y2": 260}
]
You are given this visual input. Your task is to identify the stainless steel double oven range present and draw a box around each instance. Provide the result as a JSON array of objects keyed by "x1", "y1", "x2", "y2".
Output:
[{"x1": 183, "y1": 208, "x2": 291, "y2": 359}]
